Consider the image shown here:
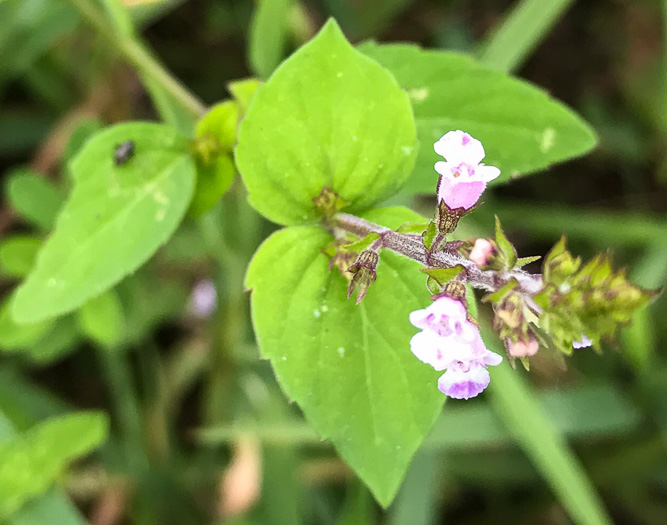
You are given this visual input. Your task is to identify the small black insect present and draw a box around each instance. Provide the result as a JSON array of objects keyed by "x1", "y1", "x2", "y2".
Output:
[{"x1": 114, "y1": 140, "x2": 135, "y2": 166}]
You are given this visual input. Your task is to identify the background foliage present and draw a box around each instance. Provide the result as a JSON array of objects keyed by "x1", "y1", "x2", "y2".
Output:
[{"x1": 0, "y1": 0, "x2": 666, "y2": 524}]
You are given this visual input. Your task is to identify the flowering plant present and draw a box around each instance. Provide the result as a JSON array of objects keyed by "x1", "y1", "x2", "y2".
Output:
[{"x1": 0, "y1": 8, "x2": 659, "y2": 521}]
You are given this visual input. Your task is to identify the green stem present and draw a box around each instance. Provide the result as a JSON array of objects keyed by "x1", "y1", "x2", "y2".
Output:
[
  {"x1": 97, "y1": 347, "x2": 149, "y2": 474},
  {"x1": 67, "y1": 0, "x2": 206, "y2": 117},
  {"x1": 197, "y1": 192, "x2": 254, "y2": 425}
]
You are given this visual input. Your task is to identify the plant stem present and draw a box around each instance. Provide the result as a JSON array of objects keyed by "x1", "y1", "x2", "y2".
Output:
[
  {"x1": 97, "y1": 347, "x2": 149, "y2": 475},
  {"x1": 67, "y1": 0, "x2": 206, "y2": 118},
  {"x1": 334, "y1": 212, "x2": 542, "y2": 296}
]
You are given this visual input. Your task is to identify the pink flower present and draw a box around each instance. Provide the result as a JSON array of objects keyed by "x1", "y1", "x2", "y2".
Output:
[
  {"x1": 409, "y1": 296, "x2": 502, "y2": 399},
  {"x1": 507, "y1": 337, "x2": 539, "y2": 357},
  {"x1": 434, "y1": 130, "x2": 500, "y2": 210},
  {"x1": 469, "y1": 238, "x2": 495, "y2": 268}
]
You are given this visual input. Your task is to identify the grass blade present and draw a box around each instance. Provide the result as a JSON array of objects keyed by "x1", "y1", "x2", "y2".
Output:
[
  {"x1": 478, "y1": 0, "x2": 575, "y2": 72},
  {"x1": 486, "y1": 348, "x2": 612, "y2": 525}
]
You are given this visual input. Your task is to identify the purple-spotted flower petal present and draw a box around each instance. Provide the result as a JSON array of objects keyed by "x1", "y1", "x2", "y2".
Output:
[
  {"x1": 434, "y1": 130, "x2": 485, "y2": 166},
  {"x1": 409, "y1": 295, "x2": 474, "y2": 339},
  {"x1": 433, "y1": 130, "x2": 500, "y2": 210}
]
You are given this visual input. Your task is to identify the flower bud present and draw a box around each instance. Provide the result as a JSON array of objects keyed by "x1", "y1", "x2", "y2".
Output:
[
  {"x1": 469, "y1": 238, "x2": 495, "y2": 268},
  {"x1": 507, "y1": 337, "x2": 539, "y2": 357},
  {"x1": 346, "y1": 249, "x2": 379, "y2": 304}
]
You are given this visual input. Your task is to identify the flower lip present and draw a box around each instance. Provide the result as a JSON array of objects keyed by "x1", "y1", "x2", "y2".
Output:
[{"x1": 438, "y1": 365, "x2": 491, "y2": 399}]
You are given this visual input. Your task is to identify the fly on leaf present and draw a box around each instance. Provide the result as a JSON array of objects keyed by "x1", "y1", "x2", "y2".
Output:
[{"x1": 114, "y1": 140, "x2": 135, "y2": 166}]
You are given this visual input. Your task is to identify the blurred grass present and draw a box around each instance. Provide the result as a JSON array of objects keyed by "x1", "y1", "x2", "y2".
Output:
[
  {"x1": 197, "y1": 383, "x2": 640, "y2": 449},
  {"x1": 478, "y1": 0, "x2": 575, "y2": 72},
  {"x1": 487, "y1": 359, "x2": 612, "y2": 525}
]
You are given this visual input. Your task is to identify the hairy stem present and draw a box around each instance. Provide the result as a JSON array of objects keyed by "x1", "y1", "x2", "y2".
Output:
[{"x1": 334, "y1": 212, "x2": 543, "y2": 297}]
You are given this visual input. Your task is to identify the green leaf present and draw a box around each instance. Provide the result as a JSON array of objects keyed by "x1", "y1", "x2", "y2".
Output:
[
  {"x1": 515, "y1": 255, "x2": 541, "y2": 268},
  {"x1": 228, "y1": 78, "x2": 261, "y2": 114},
  {"x1": 236, "y1": 20, "x2": 417, "y2": 225},
  {"x1": 8, "y1": 489, "x2": 86, "y2": 525},
  {"x1": 196, "y1": 101, "x2": 238, "y2": 147},
  {"x1": 189, "y1": 102, "x2": 239, "y2": 217},
  {"x1": 0, "y1": 296, "x2": 53, "y2": 352},
  {"x1": 396, "y1": 222, "x2": 429, "y2": 234},
  {"x1": 5, "y1": 169, "x2": 64, "y2": 230},
  {"x1": 0, "y1": 1, "x2": 78, "y2": 87},
  {"x1": 26, "y1": 316, "x2": 81, "y2": 365},
  {"x1": 482, "y1": 278, "x2": 518, "y2": 304},
  {"x1": 0, "y1": 301, "x2": 79, "y2": 363},
  {"x1": 62, "y1": 118, "x2": 104, "y2": 170},
  {"x1": 0, "y1": 411, "x2": 108, "y2": 518},
  {"x1": 0, "y1": 407, "x2": 86, "y2": 525},
  {"x1": 421, "y1": 222, "x2": 437, "y2": 251},
  {"x1": 246, "y1": 206, "x2": 442, "y2": 506},
  {"x1": 420, "y1": 266, "x2": 465, "y2": 285},
  {"x1": 359, "y1": 42, "x2": 597, "y2": 195},
  {"x1": 343, "y1": 233, "x2": 381, "y2": 253},
  {"x1": 0, "y1": 235, "x2": 41, "y2": 278},
  {"x1": 12, "y1": 122, "x2": 196, "y2": 324},
  {"x1": 188, "y1": 155, "x2": 235, "y2": 218},
  {"x1": 494, "y1": 215, "x2": 517, "y2": 268},
  {"x1": 248, "y1": 0, "x2": 293, "y2": 79},
  {"x1": 77, "y1": 289, "x2": 125, "y2": 348}
]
